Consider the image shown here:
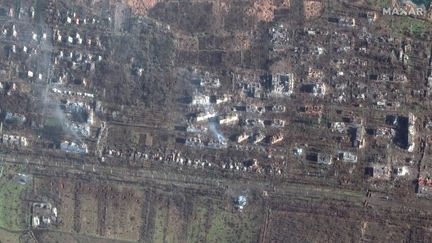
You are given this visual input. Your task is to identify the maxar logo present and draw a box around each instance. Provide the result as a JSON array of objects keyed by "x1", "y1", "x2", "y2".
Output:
[{"x1": 382, "y1": 7, "x2": 424, "y2": 16}]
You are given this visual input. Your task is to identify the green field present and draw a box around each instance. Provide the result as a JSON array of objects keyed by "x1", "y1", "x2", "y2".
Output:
[
  {"x1": 0, "y1": 164, "x2": 29, "y2": 231},
  {"x1": 386, "y1": 16, "x2": 430, "y2": 37},
  {"x1": 152, "y1": 197, "x2": 264, "y2": 243},
  {"x1": 153, "y1": 203, "x2": 167, "y2": 243},
  {"x1": 186, "y1": 198, "x2": 264, "y2": 243},
  {"x1": 186, "y1": 206, "x2": 208, "y2": 243},
  {"x1": 377, "y1": 0, "x2": 393, "y2": 8},
  {"x1": 377, "y1": 0, "x2": 431, "y2": 9},
  {"x1": 205, "y1": 206, "x2": 263, "y2": 243},
  {"x1": 412, "y1": 0, "x2": 431, "y2": 8}
]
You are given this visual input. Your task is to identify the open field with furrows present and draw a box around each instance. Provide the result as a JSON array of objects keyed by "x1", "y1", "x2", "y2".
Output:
[
  {"x1": 24, "y1": 165, "x2": 432, "y2": 243},
  {"x1": 266, "y1": 210, "x2": 363, "y2": 243},
  {"x1": 32, "y1": 174, "x2": 267, "y2": 243},
  {"x1": 79, "y1": 191, "x2": 99, "y2": 236},
  {"x1": 33, "y1": 230, "x2": 135, "y2": 243},
  {"x1": 75, "y1": 182, "x2": 143, "y2": 241},
  {"x1": 152, "y1": 192, "x2": 193, "y2": 243},
  {"x1": 204, "y1": 204, "x2": 264, "y2": 243},
  {"x1": 151, "y1": 191, "x2": 265, "y2": 243},
  {"x1": 57, "y1": 178, "x2": 75, "y2": 233},
  {"x1": 33, "y1": 176, "x2": 145, "y2": 242},
  {"x1": 264, "y1": 208, "x2": 432, "y2": 243},
  {"x1": 104, "y1": 185, "x2": 143, "y2": 241}
]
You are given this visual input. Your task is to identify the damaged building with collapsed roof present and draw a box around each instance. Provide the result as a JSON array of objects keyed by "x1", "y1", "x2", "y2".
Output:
[
  {"x1": 194, "y1": 111, "x2": 217, "y2": 122},
  {"x1": 197, "y1": 71, "x2": 221, "y2": 88},
  {"x1": 331, "y1": 122, "x2": 347, "y2": 133},
  {"x1": 60, "y1": 141, "x2": 88, "y2": 154},
  {"x1": 365, "y1": 164, "x2": 391, "y2": 180},
  {"x1": 4, "y1": 112, "x2": 26, "y2": 124},
  {"x1": 269, "y1": 73, "x2": 295, "y2": 96},
  {"x1": 253, "y1": 132, "x2": 265, "y2": 144},
  {"x1": 236, "y1": 132, "x2": 250, "y2": 143},
  {"x1": 393, "y1": 166, "x2": 411, "y2": 177},
  {"x1": 31, "y1": 202, "x2": 58, "y2": 228},
  {"x1": 270, "y1": 133, "x2": 284, "y2": 144},
  {"x1": 417, "y1": 176, "x2": 432, "y2": 196},
  {"x1": 338, "y1": 151, "x2": 358, "y2": 163},
  {"x1": 219, "y1": 113, "x2": 239, "y2": 125},
  {"x1": 407, "y1": 113, "x2": 416, "y2": 152},
  {"x1": 317, "y1": 153, "x2": 333, "y2": 165},
  {"x1": 352, "y1": 125, "x2": 365, "y2": 148},
  {"x1": 214, "y1": 94, "x2": 230, "y2": 105},
  {"x1": 387, "y1": 113, "x2": 416, "y2": 152},
  {"x1": 191, "y1": 94, "x2": 210, "y2": 106},
  {"x1": 185, "y1": 136, "x2": 204, "y2": 147},
  {"x1": 2, "y1": 134, "x2": 28, "y2": 147},
  {"x1": 300, "y1": 82, "x2": 327, "y2": 97},
  {"x1": 186, "y1": 124, "x2": 208, "y2": 133},
  {"x1": 208, "y1": 139, "x2": 228, "y2": 149}
]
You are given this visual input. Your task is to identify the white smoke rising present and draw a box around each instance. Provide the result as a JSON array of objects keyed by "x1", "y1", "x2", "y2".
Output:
[
  {"x1": 208, "y1": 120, "x2": 225, "y2": 144},
  {"x1": 25, "y1": 22, "x2": 83, "y2": 143},
  {"x1": 201, "y1": 96, "x2": 225, "y2": 144}
]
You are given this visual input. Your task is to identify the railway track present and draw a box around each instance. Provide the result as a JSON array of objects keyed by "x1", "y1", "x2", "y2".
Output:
[{"x1": 0, "y1": 149, "x2": 366, "y2": 205}]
